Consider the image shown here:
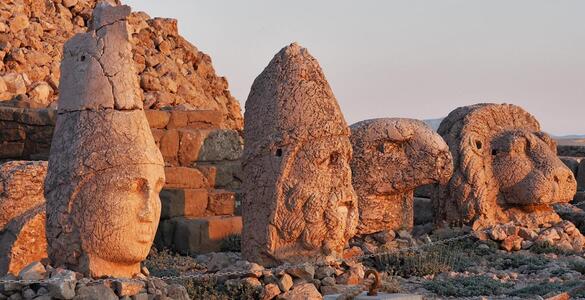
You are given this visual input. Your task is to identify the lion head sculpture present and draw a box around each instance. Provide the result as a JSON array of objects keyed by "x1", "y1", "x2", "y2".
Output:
[{"x1": 433, "y1": 103, "x2": 577, "y2": 229}]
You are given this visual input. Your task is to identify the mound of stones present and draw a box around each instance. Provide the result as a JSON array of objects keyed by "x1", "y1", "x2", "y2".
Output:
[
  {"x1": 0, "y1": 261, "x2": 189, "y2": 300},
  {"x1": 0, "y1": 0, "x2": 242, "y2": 130}
]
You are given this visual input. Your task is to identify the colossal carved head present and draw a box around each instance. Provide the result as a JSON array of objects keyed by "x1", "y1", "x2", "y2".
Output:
[
  {"x1": 350, "y1": 118, "x2": 453, "y2": 233},
  {"x1": 45, "y1": 2, "x2": 165, "y2": 278},
  {"x1": 435, "y1": 103, "x2": 576, "y2": 228},
  {"x1": 242, "y1": 43, "x2": 358, "y2": 266},
  {"x1": 351, "y1": 118, "x2": 453, "y2": 196}
]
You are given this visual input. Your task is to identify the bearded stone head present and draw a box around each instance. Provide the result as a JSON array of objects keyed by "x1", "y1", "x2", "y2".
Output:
[
  {"x1": 242, "y1": 43, "x2": 358, "y2": 266},
  {"x1": 350, "y1": 118, "x2": 453, "y2": 234},
  {"x1": 434, "y1": 103, "x2": 576, "y2": 229}
]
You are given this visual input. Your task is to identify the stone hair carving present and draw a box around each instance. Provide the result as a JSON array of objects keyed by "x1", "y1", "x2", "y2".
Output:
[
  {"x1": 350, "y1": 118, "x2": 453, "y2": 234},
  {"x1": 0, "y1": 161, "x2": 48, "y2": 276},
  {"x1": 433, "y1": 103, "x2": 577, "y2": 229},
  {"x1": 45, "y1": 2, "x2": 165, "y2": 278},
  {"x1": 242, "y1": 43, "x2": 358, "y2": 266}
]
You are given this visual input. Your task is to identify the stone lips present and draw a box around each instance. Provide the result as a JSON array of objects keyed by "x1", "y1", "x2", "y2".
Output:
[
  {"x1": 242, "y1": 43, "x2": 358, "y2": 266},
  {"x1": 349, "y1": 118, "x2": 453, "y2": 234},
  {"x1": 434, "y1": 103, "x2": 577, "y2": 228},
  {"x1": 45, "y1": 2, "x2": 165, "y2": 278}
]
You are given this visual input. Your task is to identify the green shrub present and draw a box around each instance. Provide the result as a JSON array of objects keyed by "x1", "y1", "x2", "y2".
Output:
[
  {"x1": 423, "y1": 275, "x2": 512, "y2": 297},
  {"x1": 509, "y1": 280, "x2": 585, "y2": 297},
  {"x1": 181, "y1": 278, "x2": 262, "y2": 300},
  {"x1": 531, "y1": 241, "x2": 573, "y2": 255},
  {"x1": 220, "y1": 234, "x2": 241, "y2": 252}
]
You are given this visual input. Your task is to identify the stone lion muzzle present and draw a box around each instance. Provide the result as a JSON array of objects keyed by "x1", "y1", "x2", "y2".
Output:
[{"x1": 434, "y1": 103, "x2": 577, "y2": 229}]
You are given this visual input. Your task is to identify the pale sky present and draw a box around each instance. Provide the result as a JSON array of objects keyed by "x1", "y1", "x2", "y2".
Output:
[{"x1": 125, "y1": 0, "x2": 584, "y2": 136}]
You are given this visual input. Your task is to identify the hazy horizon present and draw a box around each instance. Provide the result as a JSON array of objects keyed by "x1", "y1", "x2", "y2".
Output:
[{"x1": 125, "y1": 0, "x2": 584, "y2": 136}]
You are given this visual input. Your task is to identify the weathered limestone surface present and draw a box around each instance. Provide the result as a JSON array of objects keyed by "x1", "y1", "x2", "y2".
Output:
[
  {"x1": 242, "y1": 43, "x2": 358, "y2": 266},
  {"x1": 350, "y1": 118, "x2": 453, "y2": 234},
  {"x1": 0, "y1": 0, "x2": 242, "y2": 131},
  {"x1": 0, "y1": 161, "x2": 48, "y2": 276},
  {"x1": 433, "y1": 103, "x2": 577, "y2": 229},
  {"x1": 45, "y1": 3, "x2": 165, "y2": 278}
]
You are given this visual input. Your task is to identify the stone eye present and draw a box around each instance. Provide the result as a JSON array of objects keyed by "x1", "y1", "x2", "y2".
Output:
[
  {"x1": 329, "y1": 152, "x2": 340, "y2": 167},
  {"x1": 275, "y1": 148, "x2": 283, "y2": 157},
  {"x1": 491, "y1": 149, "x2": 498, "y2": 156},
  {"x1": 475, "y1": 140, "x2": 483, "y2": 150}
]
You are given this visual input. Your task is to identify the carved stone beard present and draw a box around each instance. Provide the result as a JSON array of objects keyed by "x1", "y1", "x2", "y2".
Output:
[{"x1": 273, "y1": 136, "x2": 358, "y2": 258}]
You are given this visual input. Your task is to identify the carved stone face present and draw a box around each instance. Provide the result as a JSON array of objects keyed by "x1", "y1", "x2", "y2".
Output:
[
  {"x1": 491, "y1": 130, "x2": 576, "y2": 205},
  {"x1": 351, "y1": 119, "x2": 453, "y2": 197},
  {"x1": 435, "y1": 103, "x2": 577, "y2": 228},
  {"x1": 276, "y1": 136, "x2": 357, "y2": 254},
  {"x1": 350, "y1": 118, "x2": 453, "y2": 234},
  {"x1": 74, "y1": 164, "x2": 164, "y2": 267}
]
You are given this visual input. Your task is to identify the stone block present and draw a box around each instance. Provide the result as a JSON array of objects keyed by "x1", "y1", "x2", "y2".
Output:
[
  {"x1": 185, "y1": 110, "x2": 222, "y2": 129},
  {"x1": 14, "y1": 109, "x2": 55, "y2": 126},
  {"x1": 173, "y1": 216, "x2": 242, "y2": 254},
  {"x1": 167, "y1": 110, "x2": 188, "y2": 129},
  {"x1": 0, "y1": 128, "x2": 25, "y2": 142},
  {"x1": 198, "y1": 129, "x2": 243, "y2": 161},
  {"x1": 177, "y1": 129, "x2": 205, "y2": 167},
  {"x1": 164, "y1": 166, "x2": 215, "y2": 189},
  {"x1": 204, "y1": 160, "x2": 242, "y2": 189},
  {"x1": 207, "y1": 190, "x2": 236, "y2": 215},
  {"x1": 159, "y1": 129, "x2": 179, "y2": 165},
  {"x1": 0, "y1": 142, "x2": 24, "y2": 158},
  {"x1": 144, "y1": 109, "x2": 170, "y2": 128},
  {"x1": 0, "y1": 107, "x2": 19, "y2": 121},
  {"x1": 154, "y1": 219, "x2": 176, "y2": 249},
  {"x1": 160, "y1": 188, "x2": 208, "y2": 219}
]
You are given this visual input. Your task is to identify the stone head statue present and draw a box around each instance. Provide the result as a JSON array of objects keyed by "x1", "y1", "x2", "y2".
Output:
[
  {"x1": 434, "y1": 103, "x2": 576, "y2": 229},
  {"x1": 242, "y1": 43, "x2": 358, "y2": 266},
  {"x1": 350, "y1": 118, "x2": 453, "y2": 234},
  {"x1": 45, "y1": 2, "x2": 165, "y2": 278}
]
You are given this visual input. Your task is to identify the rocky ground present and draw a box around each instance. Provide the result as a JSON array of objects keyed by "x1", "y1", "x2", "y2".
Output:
[{"x1": 3, "y1": 224, "x2": 585, "y2": 299}]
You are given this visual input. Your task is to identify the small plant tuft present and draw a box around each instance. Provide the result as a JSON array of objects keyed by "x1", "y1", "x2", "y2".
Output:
[
  {"x1": 424, "y1": 275, "x2": 512, "y2": 297},
  {"x1": 220, "y1": 234, "x2": 242, "y2": 252}
]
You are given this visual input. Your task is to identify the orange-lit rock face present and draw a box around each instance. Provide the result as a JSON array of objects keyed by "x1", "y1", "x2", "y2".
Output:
[
  {"x1": 273, "y1": 136, "x2": 357, "y2": 255},
  {"x1": 0, "y1": 161, "x2": 48, "y2": 276},
  {"x1": 45, "y1": 2, "x2": 165, "y2": 278},
  {"x1": 435, "y1": 103, "x2": 577, "y2": 229},
  {"x1": 350, "y1": 118, "x2": 453, "y2": 234},
  {"x1": 492, "y1": 130, "x2": 576, "y2": 205},
  {"x1": 242, "y1": 43, "x2": 357, "y2": 266}
]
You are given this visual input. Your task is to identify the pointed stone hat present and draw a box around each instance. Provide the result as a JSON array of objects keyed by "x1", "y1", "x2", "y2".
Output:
[{"x1": 244, "y1": 42, "x2": 350, "y2": 157}]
